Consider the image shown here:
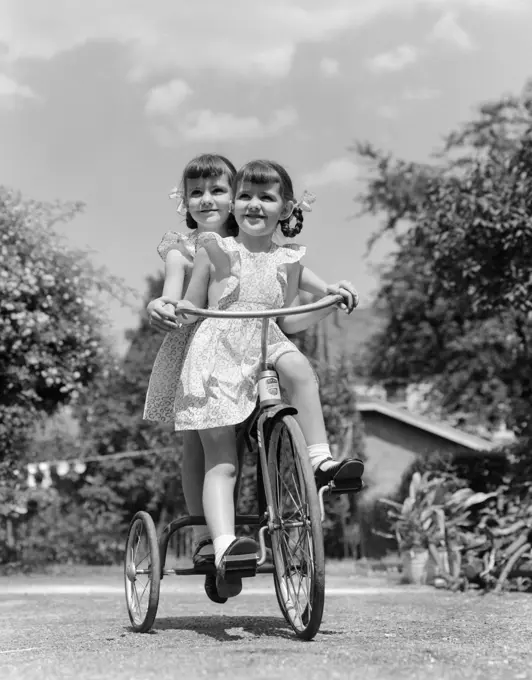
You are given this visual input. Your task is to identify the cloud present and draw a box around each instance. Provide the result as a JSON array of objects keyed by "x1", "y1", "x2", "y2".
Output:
[
  {"x1": 152, "y1": 106, "x2": 298, "y2": 146},
  {"x1": 429, "y1": 11, "x2": 474, "y2": 50},
  {"x1": 367, "y1": 45, "x2": 418, "y2": 74},
  {"x1": 0, "y1": 73, "x2": 35, "y2": 99},
  {"x1": 0, "y1": 1, "x2": 371, "y2": 81},
  {"x1": 145, "y1": 79, "x2": 191, "y2": 116},
  {"x1": 2, "y1": 0, "x2": 525, "y2": 82},
  {"x1": 319, "y1": 57, "x2": 340, "y2": 77},
  {"x1": 376, "y1": 104, "x2": 400, "y2": 119},
  {"x1": 402, "y1": 87, "x2": 441, "y2": 100},
  {"x1": 250, "y1": 46, "x2": 296, "y2": 78},
  {"x1": 302, "y1": 157, "x2": 358, "y2": 188}
]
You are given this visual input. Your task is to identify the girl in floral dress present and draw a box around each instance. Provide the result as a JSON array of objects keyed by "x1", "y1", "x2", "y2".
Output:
[
  {"x1": 173, "y1": 160, "x2": 364, "y2": 599},
  {"x1": 144, "y1": 154, "x2": 241, "y2": 605}
]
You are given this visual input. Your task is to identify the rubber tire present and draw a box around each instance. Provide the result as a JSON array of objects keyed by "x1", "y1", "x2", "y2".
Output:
[
  {"x1": 124, "y1": 511, "x2": 161, "y2": 633},
  {"x1": 266, "y1": 415, "x2": 325, "y2": 640}
]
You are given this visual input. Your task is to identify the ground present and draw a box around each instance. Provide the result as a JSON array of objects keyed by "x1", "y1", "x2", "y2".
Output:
[{"x1": 1, "y1": 564, "x2": 531, "y2": 680}]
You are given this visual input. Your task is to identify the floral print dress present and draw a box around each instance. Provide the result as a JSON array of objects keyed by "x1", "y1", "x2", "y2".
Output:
[
  {"x1": 143, "y1": 230, "x2": 199, "y2": 423},
  {"x1": 173, "y1": 232, "x2": 305, "y2": 431}
]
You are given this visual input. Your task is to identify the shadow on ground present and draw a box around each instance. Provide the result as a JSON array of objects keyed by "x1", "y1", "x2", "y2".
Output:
[{"x1": 151, "y1": 615, "x2": 341, "y2": 642}]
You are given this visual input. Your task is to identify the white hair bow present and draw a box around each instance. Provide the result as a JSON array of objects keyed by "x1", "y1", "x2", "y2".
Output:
[
  {"x1": 169, "y1": 187, "x2": 187, "y2": 216},
  {"x1": 294, "y1": 190, "x2": 316, "y2": 212}
]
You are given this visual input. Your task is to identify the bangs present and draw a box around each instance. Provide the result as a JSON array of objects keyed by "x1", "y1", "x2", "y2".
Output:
[
  {"x1": 183, "y1": 154, "x2": 235, "y2": 183},
  {"x1": 235, "y1": 161, "x2": 281, "y2": 188}
]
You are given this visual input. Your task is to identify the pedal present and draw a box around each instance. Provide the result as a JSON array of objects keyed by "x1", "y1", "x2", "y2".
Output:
[
  {"x1": 327, "y1": 478, "x2": 365, "y2": 495},
  {"x1": 224, "y1": 555, "x2": 258, "y2": 579}
]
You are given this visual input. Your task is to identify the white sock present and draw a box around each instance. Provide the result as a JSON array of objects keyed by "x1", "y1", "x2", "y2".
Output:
[
  {"x1": 213, "y1": 534, "x2": 236, "y2": 568},
  {"x1": 307, "y1": 443, "x2": 333, "y2": 472}
]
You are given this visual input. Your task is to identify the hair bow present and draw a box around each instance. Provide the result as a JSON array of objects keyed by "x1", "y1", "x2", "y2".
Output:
[
  {"x1": 294, "y1": 190, "x2": 316, "y2": 213},
  {"x1": 168, "y1": 187, "x2": 187, "y2": 216}
]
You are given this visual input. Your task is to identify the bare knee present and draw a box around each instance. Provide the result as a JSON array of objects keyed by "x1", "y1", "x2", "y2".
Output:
[{"x1": 276, "y1": 352, "x2": 316, "y2": 391}]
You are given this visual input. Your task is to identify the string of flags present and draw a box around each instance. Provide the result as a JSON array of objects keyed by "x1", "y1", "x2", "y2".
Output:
[{"x1": 26, "y1": 446, "x2": 175, "y2": 489}]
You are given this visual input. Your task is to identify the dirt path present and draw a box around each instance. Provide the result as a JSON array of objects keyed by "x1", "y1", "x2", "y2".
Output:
[{"x1": 1, "y1": 569, "x2": 531, "y2": 680}]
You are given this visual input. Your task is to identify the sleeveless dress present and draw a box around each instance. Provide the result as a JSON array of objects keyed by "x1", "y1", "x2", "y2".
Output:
[
  {"x1": 143, "y1": 230, "x2": 199, "y2": 423},
  {"x1": 173, "y1": 232, "x2": 306, "y2": 431}
]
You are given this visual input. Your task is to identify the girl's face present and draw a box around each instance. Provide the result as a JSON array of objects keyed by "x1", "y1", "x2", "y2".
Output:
[
  {"x1": 233, "y1": 181, "x2": 293, "y2": 238},
  {"x1": 185, "y1": 175, "x2": 232, "y2": 231}
]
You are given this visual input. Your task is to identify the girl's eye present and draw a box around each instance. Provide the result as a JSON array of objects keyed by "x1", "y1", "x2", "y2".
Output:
[
  {"x1": 213, "y1": 188, "x2": 226, "y2": 195},
  {"x1": 238, "y1": 193, "x2": 250, "y2": 200},
  {"x1": 189, "y1": 190, "x2": 201, "y2": 197}
]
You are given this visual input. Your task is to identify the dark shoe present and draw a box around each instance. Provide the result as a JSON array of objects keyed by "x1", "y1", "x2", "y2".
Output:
[
  {"x1": 314, "y1": 458, "x2": 364, "y2": 489},
  {"x1": 192, "y1": 540, "x2": 228, "y2": 604},
  {"x1": 204, "y1": 573, "x2": 228, "y2": 604},
  {"x1": 215, "y1": 573, "x2": 243, "y2": 600},
  {"x1": 216, "y1": 537, "x2": 258, "y2": 600},
  {"x1": 192, "y1": 538, "x2": 215, "y2": 569}
]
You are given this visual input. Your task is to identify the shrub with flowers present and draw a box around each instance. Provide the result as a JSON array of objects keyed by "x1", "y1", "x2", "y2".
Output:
[{"x1": 0, "y1": 187, "x2": 129, "y2": 508}]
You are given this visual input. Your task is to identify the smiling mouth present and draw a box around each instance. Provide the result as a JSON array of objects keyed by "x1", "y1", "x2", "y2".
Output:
[{"x1": 200, "y1": 208, "x2": 217, "y2": 212}]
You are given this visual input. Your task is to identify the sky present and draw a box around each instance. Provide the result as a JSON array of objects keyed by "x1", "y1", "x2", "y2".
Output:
[{"x1": 1, "y1": 0, "x2": 532, "y2": 353}]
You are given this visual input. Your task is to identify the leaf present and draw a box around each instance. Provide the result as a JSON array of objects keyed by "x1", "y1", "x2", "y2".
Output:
[
  {"x1": 445, "y1": 488, "x2": 474, "y2": 507},
  {"x1": 409, "y1": 472, "x2": 422, "y2": 500},
  {"x1": 401, "y1": 497, "x2": 414, "y2": 516},
  {"x1": 378, "y1": 498, "x2": 403, "y2": 512},
  {"x1": 462, "y1": 491, "x2": 498, "y2": 509}
]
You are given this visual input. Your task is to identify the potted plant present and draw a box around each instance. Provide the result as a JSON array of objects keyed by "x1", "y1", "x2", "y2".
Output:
[
  {"x1": 377, "y1": 471, "x2": 498, "y2": 587},
  {"x1": 376, "y1": 472, "x2": 445, "y2": 584}
]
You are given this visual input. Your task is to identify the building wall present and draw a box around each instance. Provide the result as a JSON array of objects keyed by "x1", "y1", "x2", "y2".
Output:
[
  {"x1": 360, "y1": 411, "x2": 468, "y2": 500},
  {"x1": 357, "y1": 411, "x2": 475, "y2": 558}
]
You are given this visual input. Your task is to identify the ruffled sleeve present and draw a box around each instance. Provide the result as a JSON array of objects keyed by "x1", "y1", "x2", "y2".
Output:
[
  {"x1": 157, "y1": 231, "x2": 197, "y2": 262},
  {"x1": 271, "y1": 242, "x2": 306, "y2": 265},
  {"x1": 272, "y1": 243, "x2": 306, "y2": 299}
]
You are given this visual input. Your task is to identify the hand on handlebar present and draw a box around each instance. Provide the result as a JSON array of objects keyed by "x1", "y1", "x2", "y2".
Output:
[
  {"x1": 147, "y1": 296, "x2": 180, "y2": 332},
  {"x1": 174, "y1": 299, "x2": 201, "y2": 325},
  {"x1": 325, "y1": 280, "x2": 359, "y2": 314}
]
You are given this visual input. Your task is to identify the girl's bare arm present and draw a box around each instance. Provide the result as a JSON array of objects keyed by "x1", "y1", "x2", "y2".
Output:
[
  {"x1": 176, "y1": 248, "x2": 211, "y2": 324},
  {"x1": 147, "y1": 250, "x2": 187, "y2": 331},
  {"x1": 278, "y1": 263, "x2": 336, "y2": 335},
  {"x1": 299, "y1": 265, "x2": 358, "y2": 313}
]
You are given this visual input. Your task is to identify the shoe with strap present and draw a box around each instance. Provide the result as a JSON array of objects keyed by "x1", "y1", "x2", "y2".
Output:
[
  {"x1": 314, "y1": 458, "x2": 365, "y2": 490},
  {"x1": 192, "y1": 538, "x2": 227, "y2": 605}
]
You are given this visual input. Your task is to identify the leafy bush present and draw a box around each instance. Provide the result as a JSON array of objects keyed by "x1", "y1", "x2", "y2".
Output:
[
  {"x1": 1, "y1": 452, "x2": 184, "y2": 571},
  {"x1": 0, "y1": 187, "x2": 129, "y2": 512}
]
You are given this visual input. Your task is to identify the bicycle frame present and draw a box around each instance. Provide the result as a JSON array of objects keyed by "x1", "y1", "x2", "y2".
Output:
[{"x1": 157, "y1": 294, "x2": 345, "y2": 577}]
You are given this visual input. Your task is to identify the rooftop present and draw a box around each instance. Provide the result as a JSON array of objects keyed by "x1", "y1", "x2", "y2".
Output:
[{"x1": 357, "y1": 399, "x2": 500, "y2": 453}]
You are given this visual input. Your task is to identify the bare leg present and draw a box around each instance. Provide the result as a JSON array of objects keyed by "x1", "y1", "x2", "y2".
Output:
[
  {"x1": 198, "y1": 426, "x2": 238, "y2": 544},
  {"x1": 276, "y1": 351, "x2": 364, "y2": 483},
  {"x1": 181, "y1": 430, "x2": 209, "y2": 544},
  {"x1": 199, "y1": 426, "x2": 258, "y2": 600},
  {"x1": 276, "y1": 352, "x2": 327, "y2": 446}
]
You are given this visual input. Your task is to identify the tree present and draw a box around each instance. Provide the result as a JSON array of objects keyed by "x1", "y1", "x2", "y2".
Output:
[
  {"x1": 0, "y1": 188, "x2": 127, "y2": 491},
  {"x1": 75, "y1": 272, "x2": 186, "y2": 534},
  {"x1": 77, "y1": 273, "x2": 176, "y2": 456},
  {"x1": 354, "y1": 80, "x2": 532, "y2": 436}
]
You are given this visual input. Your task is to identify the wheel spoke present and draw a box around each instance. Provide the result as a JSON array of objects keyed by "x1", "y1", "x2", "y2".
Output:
[{"x1": 268, "y1": 418, "x2": 325, "y2": 638}]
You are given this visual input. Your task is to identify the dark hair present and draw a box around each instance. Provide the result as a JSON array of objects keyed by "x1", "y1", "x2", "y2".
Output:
[
  {"x1": 233, "y1": 159, "x2": 304, "y2": 238},
  {"x1": 180, "y1": 153, "x2": 238, "y2": 236}
]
